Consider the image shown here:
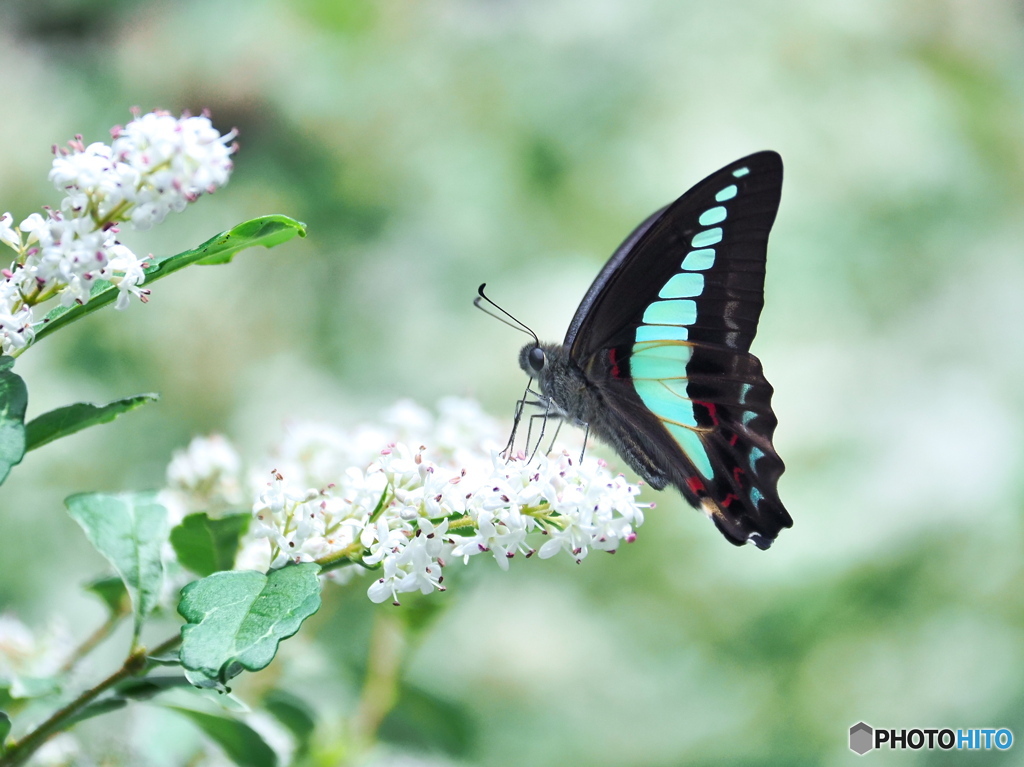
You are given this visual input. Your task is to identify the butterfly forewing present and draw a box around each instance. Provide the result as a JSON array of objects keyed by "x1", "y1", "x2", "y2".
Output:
[{"x1": 568, "y1": 151, "x2": 791, "y2": 548}]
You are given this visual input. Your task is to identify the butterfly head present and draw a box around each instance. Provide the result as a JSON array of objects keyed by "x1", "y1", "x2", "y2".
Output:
[
  {"x1": 518, "y1": 342, "x2": 578, "y2": 419},
  {"x1": 519, "y1": 343, "x2": 547, "y2": 377}
]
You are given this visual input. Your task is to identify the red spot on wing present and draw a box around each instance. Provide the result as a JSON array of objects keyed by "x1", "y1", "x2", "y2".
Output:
[
  {"x1": 608, "y1": 347, "x2": 621, "y2": 378},
  {"x1": 685, "y1": 476, "x2": 705, "y2": 495},
  {"x1": 732, "y1": 466, "x2": 745, "y2": 484},
  {"x1": 728, "y1": 433, "x2": 739, "y2": 447},
  {"x1": 695, "y1": 401, "x2": 719, "y2": 426},
  {"x1": 720, "y1": 493, "x2": 739, "y2": 508}
]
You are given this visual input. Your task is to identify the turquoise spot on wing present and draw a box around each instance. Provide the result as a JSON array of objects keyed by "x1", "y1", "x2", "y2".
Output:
[
  {"x1": 642, "y1": 299, "x2": 696, "y2": 326},
  {"x1": 750, "y1": 486, "x2": 764, "y2": 507},
  {"x1": 681, "y1": 248, "x2": 715, "y2": 271},
  {"x1": 739, "y1": 383, "x2": 752, "y2": 405},
  {"x1": 691, "y1": 228, "x2": 723, "y2": 248},
  {"x1": 665, "y1": 422, "x2": 713, "y2": 477},
  {"x1": 635, "y1": 324, "x2": 688, "y2": 342},
  {"x1": 715, "y1": 185, "x2": 737, "y2": 202},
  {"x1": 732, "y1": 166, "x2": 750, "y2": 177},
  {"x1": 630, "y1": 341, "x2": 692, "y2": 379},
  {"x1": 659, "y1": 272, "x2": 704, "y2": 298},
  {"x1": 742, "y1": 410, "x2": 756, "y2": 426},
  {"x1": 633, "y1": 378, "x2": 698, "y2": 427},
  {"x1": 698, "y1": 206, "x2": 727, "y2": 226},
  {"x1": 749, "y1": 446, "x2": 764, "y2": 466}
]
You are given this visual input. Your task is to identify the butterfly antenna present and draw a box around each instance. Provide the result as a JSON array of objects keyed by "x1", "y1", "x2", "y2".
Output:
[{"x1": 474, "y1": 284, "x2": 540, "y2": 346}]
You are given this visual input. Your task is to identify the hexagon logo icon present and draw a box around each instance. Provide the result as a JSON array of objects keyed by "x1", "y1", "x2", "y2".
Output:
[{"x1": 849, "y1": 722, "x2": 874, "y2": 755}]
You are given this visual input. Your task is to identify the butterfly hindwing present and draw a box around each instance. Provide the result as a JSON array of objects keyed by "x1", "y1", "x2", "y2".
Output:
[{"x1": 570, "y1": 151, "x2": 792, "y2": 548}]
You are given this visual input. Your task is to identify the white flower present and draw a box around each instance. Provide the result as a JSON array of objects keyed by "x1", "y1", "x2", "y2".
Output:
[
  {"x1": 50, "y1": 141, "x2": 135, "y2": 221},
  {"x1": 0, "y1": 285, "x2": 34, "y2": 355},
  {"x1": 0, "y1": 613, "x2": 73, "y2": 681},
  {"x1": 0, "y1": 212, "x2": 20, "y2": 250},
  {"x1": 162, "y1": 435, "x2": 245, "y2": 522},
  {"x1": 105, "y1": 244, "x2": 150, "y2": 309},
  {"x1": 111, "y1": 111, "x2": 236, "y2": 230},
  {"x1": 366, "y1": 517, "x2": 450, "y2": 605},
  {"x1": 166, "y1": 399, "x2": 648, "y2": 604},
  {"x1": 0, "y1": 110, "x2": 238, "y2": 358}
]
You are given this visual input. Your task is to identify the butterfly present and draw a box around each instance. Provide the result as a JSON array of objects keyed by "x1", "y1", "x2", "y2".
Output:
[{"x1": 488, "y1": 151, "x2": 792, "y2": 549}]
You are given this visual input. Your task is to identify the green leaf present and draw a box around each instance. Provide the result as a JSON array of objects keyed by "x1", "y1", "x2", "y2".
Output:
[
  {"x1": 378, "y1": 683, "x2": 475, "y2": 758},
  {"x1": 171, "y1": 512, "x2": 251, "y2": 577},
  {"x1": 84, "y1": 575, "x2": 131, "y2": 615},
  {"x1": 64, "y1": 697, "x2": 127, "y2": 729},
  {"x1": 0, "y1": 357, "x2": 28, "y2": 486},
  {"x1": 262, "y1": 689, "x2": 316, "y2": 756},
  {"x1": 169, "y1": 707, "x2": 278, "y2": 767},
  {"x1": 0, "y1": 711, "x2": 11, "y2": 751},
  {"x1": 25, "y1": 393, "x2": 158, "y2": 451},
  {"x1": 115, "y1": 675, "x2": 194, "y2": 701},
  {"x1": 10, "y1": 676, "x2": 60, "y2": 700},
  {"x1": 146, "y1": 654, "x2": 183, "y2": 667},
  {"x1": 178, "y1": 564, "x2": 322, "y2": 688},
  {"x1": 32, "y1": 215, "x2": 306, "y2": 345},
  {"x1": 65, "y1": 492, "x2": 169, "y2": 640}
]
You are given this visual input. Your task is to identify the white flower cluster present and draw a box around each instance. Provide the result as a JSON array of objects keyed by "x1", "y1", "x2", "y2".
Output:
[
  {"x1": 0, "y1": 613, "x2": 72, "y2": 687},
  {"x1": 162, "y1": 434, "x2": 245, "y2": 523},
  {"x1": 165, "y1": 399, "x2": 647, "y2": 605},
  {"x1": 0, "y1": 110, "x2": 237, "y2": 355}
]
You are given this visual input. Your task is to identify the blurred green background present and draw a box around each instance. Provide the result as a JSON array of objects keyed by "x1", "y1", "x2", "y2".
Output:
[{"x1": 2, "y1": 0, "x2": 1024, "y2": 764}]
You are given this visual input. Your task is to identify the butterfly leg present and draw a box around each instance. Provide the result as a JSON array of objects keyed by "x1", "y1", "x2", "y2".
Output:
[
  {"x1": 503, "y1": 379, "x2": 540, "y2": 459},
  {"x1": 525, "y1": 411, "x2": 550, "y2": 462},
  {"x1": 545, "y1": 417, "x2": 564, "y2": 455},
  {"x1": 578, "y1": 421, "x2": 590, "y2": 465}
]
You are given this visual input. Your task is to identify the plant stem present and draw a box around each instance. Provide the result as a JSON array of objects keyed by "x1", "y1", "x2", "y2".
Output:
[
  {"x1": 0, "y1": 634, "x2": 181, "y2": 767},
  {"x1": 58, "y1": 613, "x2": 126, "y2": 675},
  {"x1": 350, "y1": 612, "x2": 405, "y2": 754},
  {"x1": 316, "y1": 542, "x2": 365, "y2": 573}
]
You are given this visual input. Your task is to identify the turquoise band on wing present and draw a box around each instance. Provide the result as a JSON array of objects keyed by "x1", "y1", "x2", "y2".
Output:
[
  {"x1": 630, "y1": 340, "x2": 713, "y2": 477},
  {"x1": 642, "y1": 299, "x2": 696, "y2": 326},
  {"x1": 682, "y1": 248, "x2": 715, "y2": 270},
  {"x1": 635, "y1": 325, "x2": 688, "y2": 342},
  {"x1": 698, "y1": 206, "x2": 727, "y2": 226},
  {"x1": 659, "y1": 272, "x2": 704, "y2": 298},
  {"x1": 715, "y1": 184, "x2": 737, "y2": 202},
  {"x1": 691, "y1": 227, "x2": 723, "y2": 248}
]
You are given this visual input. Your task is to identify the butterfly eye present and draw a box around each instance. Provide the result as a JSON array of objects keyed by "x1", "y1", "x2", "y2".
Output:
[{"x1": 528, "y1": 346, "x2": 546, "y2": 372}]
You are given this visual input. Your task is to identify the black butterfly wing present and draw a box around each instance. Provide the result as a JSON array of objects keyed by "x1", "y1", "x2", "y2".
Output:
[{"x1": 567, "y1": 151, "x2": 792, "y2": 548}]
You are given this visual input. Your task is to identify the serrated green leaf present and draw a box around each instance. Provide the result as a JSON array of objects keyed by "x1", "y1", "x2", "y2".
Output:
[
  {"x1": 84, "y1": 575, "x2": 131, "y2": 615},
  {"x1": 262, "y1": 689, "x2": 316, "y2": 756},
  {"x1": 169, "y1": 707, "x2": 278, "y2": 767},
  {"x1": 178, "y1": 564, "x2": 321, "y2": 688},
  {"x1": 171, "y1": 512, "x2": 251, "y2": 577},
  {"x1": 65, "y1": 492, "x2": 169, "y2": 640},
  {"x1": 32, "y1": 215, "x2": 306, "y2": 345},
  {"x1": 0, "y1": 357, "x2": 27, "y2": 486},
  {"x1": 379, "y1": 683, "x2": 475, "y2": 758},
  {"x1": 25, "y1": 393, "x2": 158, "y2": 451}
]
